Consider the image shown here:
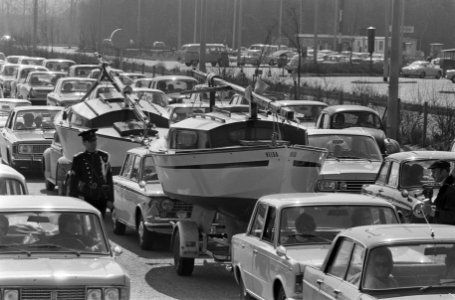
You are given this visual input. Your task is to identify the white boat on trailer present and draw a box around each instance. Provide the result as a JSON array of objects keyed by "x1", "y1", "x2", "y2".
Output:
[{"x1": 150, "y1": 71, "x2": 328, "y2": 276}]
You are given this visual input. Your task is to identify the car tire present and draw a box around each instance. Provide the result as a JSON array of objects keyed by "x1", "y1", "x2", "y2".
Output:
[
  {"x1": 45, "y1": 180, "x2": 55, "y2": 191},
  {"x1": 419, "y1": 72, "x2": 426, "y2": 78},
  {"x1": 138, "y1": 214, "x2": 154, "y2": 250},
  {"x1": 239, "y1": 274, "x2": 252, "y2": 300},
  {"x1": 112, "y1": 210, "x2": 126, "y2": 235},
  {"x1": 276, "y1": 286, "x2": 286, "y2": 300},
  {"x1": 173, "y1": 230, "x2": 194, "y2": 276}
]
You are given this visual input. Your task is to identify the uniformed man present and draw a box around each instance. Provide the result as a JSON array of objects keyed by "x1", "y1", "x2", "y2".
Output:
[
  {"x1": 429, "y1": 160, "x2": 455, "y2": 225},
  {"x1": 68, "y1": 129, "x2": 113, "y2": 217}
]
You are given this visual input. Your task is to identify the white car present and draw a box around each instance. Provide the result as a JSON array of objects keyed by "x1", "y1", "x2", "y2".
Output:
[{"x1": 400, "y1": 60, "x2": 443, "y2": 79}]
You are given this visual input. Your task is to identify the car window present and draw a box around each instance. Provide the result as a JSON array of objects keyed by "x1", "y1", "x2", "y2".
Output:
[
  {"x1": 130, "y1": 155, "x2": 141, "y2": 182},
  {"x1": 120, "y1": 154, "x2": 134, "y2": 178},
  {"x1": 387, "y1": 162, "x2": 400, "y2": 187},
  {"x1": 262, "y1": 206, "x2": 276, "y2": 244},
  {"x1": 249, "y1": 203, "x2": 267, "y2": 238},
  {"x1": 327, "y1": 238, "x2": 354, "y2": 278},
  {"x1": 346, "y1": 243, "x2": 366, "y2": 286},
  {"x1": 376, "y1": 161, "x2": 391, "y2": 184},
  {"x1": 0, "y1": 178, "x2": 26, "y2": 195},
  {"x1": 142, "y1": 156, "x2": 158, "y2": 181}
]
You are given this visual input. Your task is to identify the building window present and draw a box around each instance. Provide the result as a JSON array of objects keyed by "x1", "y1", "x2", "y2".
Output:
[{"x1": 379, "y1": 41, "x2": 384, "y2": 51}]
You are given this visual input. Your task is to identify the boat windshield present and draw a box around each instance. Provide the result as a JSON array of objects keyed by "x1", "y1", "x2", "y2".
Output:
[{"x1": 308, "y1": 134, "x2": 382, "y2": 160}]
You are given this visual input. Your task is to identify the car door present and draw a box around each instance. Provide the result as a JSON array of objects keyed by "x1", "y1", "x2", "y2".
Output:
[
  {"x1": 251, "y1": 206, "x2": 277, "y2": 299},
  {"x1": 0, "y1": 111, "x2": 14, "y2": 162},
  {"x1": 114, "y1": 153, "x2": 139, "y2": 227},
  {"x1": 239, "y1": 202, "x2": 267, "y2": 296},
  {"x1": 305, "y1": 238, "x2": 356, "y2": 300}
]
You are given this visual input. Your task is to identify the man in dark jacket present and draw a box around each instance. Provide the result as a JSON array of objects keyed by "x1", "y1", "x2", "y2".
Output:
[
  {"x1": 68, "y1": 129, "x2": 113, "y2": 217},
  {"x1": 429, "y1": 160, "x2": 455, "y2": 225}
]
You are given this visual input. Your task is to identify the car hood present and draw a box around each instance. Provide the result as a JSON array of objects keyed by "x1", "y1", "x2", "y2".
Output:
[
  {"x1": 58, "y1": 92, "x2": 86, "y2": 100},
  {"x1": 11, "y1": 130, "x2": 55, "y2": 141},
  {"x1": 319, "y1": 159, "x2": 382, "y2": 180},
  {"x1": 287, "y1": 244, "x2": 332, "y2": 268},
  {"x1": 0, "y1": 257, "x2": 128, "y2": 285}
]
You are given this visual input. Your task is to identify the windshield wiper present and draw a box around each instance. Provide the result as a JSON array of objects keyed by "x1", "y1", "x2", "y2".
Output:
[
  {"x1": 25, "y1": 244, "x2": 81, "y2": 256},
  {"x1": 0, "y1": 244, "x2": 32, "y2": 256}
]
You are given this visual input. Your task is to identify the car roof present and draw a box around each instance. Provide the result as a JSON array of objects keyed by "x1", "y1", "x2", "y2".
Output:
[
  {"x1": 13, "y1": 105, "x2": 63, "y2": 112},
  {"x1": 341, "y1": 224, "x2": 455, "y2": 247},
  {"x1": 273, "y1": 100, "x2": 328, "y2": 106},
  {"x1": 132, "y1": 87, "x2": 164, "y2": 94},
  {"x1": 150, "y1": 75, "x2": 198, "y2": 81},
  {"x1": 0, "y1": 196, "x2": 101, "y2": 214},
  {"x1": 306, "y1": 128, "x2": 376, "y2": 137},
  {"x1": 257, "y1": 193, "x2": 394, "y2": 208},
  {"x1": 385, "y1": 150, "x2": 455, "y2": 162},
  {"x1": 321, "y1": 105, "x2": 379, "y2": 115},
  {"x1": 0, "y1": 164, "x2": 26, "y2": 181}
]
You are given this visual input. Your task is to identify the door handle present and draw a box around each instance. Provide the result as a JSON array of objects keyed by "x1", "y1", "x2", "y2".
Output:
[
  {"x1": 316, "y1": 279, "x2": 323, "y2": 285},
  {"x1": 333, "y1": 289, "x2": 341, "y2": 295},
  {"x1": 253, "y1": 249, "x2": 258, "y2": 254}
]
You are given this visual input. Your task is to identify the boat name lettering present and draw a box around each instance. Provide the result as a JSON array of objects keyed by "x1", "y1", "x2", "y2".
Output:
[{"x1": 266, "y1": 152, "x2": 279, "y2": 158}]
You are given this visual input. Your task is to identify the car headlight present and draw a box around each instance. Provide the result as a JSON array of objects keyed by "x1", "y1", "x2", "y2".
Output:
[
  {"x1": 104, "y1": 288, "x2": 120, "y2": 300},
  {"x1": 339, "y1": 181, "x2": 348, "y2": 191},
  {"x1": 30, "y1": 88, "x2": 36, "y2": 97},
  {"x1": 87, "y1": 289, "x2": 102, "y2": 300},
  {"x1": 18, "y1": 144, "x2": 33, "y2": 154},
  {"x1": 4, "y1": 289, "x2": 19, "y2": 300},
  {"x1": 317, "y1": 180, "x2": 337, "y2": 192},
  {"x1": 161, "y1": 199, "x2": 174, "y2": 212}
]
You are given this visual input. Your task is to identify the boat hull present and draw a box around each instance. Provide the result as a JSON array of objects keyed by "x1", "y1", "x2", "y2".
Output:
[{"x1": 152, "y1": 145, "x2": 327, "y2": 221}]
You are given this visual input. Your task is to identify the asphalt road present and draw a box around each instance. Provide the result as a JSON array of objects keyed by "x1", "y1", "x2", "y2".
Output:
[{"x1": 24, "y1": 170, "x2": 239, "y2": 300}]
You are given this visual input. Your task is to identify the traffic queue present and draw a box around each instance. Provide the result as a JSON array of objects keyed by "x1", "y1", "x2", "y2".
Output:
[{"x1": 1, "y1": 51, "x2": 455, "y2": 300}]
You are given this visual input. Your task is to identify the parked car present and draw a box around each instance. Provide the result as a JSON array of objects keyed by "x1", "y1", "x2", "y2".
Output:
[
  {"x1": 315, "y1": 105, "x2": 400, "y2": 155},
  {"x1": 47, "y1": 77, "x2": 96, "y2": 107},
  {"x1": 112, "y1": 147, "x2": 193, "y2": 249},
  {"x1": 68, "y1": 64, "x2": 100, "y2": 78},
  {"x1": 0, "y1": 63, "x2": 20, "y2": 97},
  {"x1": 5, "y1": 55, "x2": 27, "y2": 64},
  {"x1": 41, "y1": 58, "x2": 76, "y2": 73},
  {"x1": 0, "y1": 195, "x2": 130, "y2": 298},
  {"x1": 302, "y1": 224, "x2": 455, "y2": 299},
  {"x1": 17, "y1": 56, "x2": 45, "y2": 66},
  {"x1": 362, "y1": 151, "x2": 455, "y2": 222},
  {"x1": 269, "y1": 100, "x2": 328, "y2": 128},
  {"x1": 133, "y1": 77, "x2": 154, "y2": 89},
  {"x1": 148, "y1": 75, "x2": 198, "y2": 104},
  {"x1": 266, "y1": 49, "x2": 297, "y2": 67},
  {"x1": 0, "y1": 164, "x2": 28, "y2": 194},
  {"x1": 16, "y1": 71, "x2": 58, "y2": 105},
  {"x1": 308, "y1": 128, "x2": 383, "y2": 193},
  {"x1": 238, "y1": 44, "x2": 279, "y2": 66},
  {"x1": 401, "y1": 60, "x2": 443, "y2": 79},
  {"x1": 132, "y1": 87, "x2": 170, "y2": 107},
  {"x1": 0, "y1": 98, "x2": 31, "y2": 128},
  {"x1": 10, "y1": 65, "x2": 49, "y2": 98},
  {"x1": 0, "y1": 105, "x2": 62, "y2": 169},
  {"x1": 231, "y1": 193, "x2": 400, "y2": 300}
]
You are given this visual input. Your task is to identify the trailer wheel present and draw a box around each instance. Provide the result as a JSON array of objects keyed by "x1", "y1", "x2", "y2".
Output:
[{"x1": 173, "y1": 230, "x2": 194, "y2": 276}]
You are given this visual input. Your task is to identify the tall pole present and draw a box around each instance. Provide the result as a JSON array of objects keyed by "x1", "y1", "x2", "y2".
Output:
[
  {"x1": 383, "y1": 0, "x2": 391, "y2": 82},
  {"x1": 333, "y1": 0, "x2": 339, "y2": 51},
  {"x1": 199, "y1": 0, "x2": 207, "y2": 72},
  {"x1": 388, "y1": 0, "x2": 402, "y2": 140},
  {"x1": 236, "y1": 0, "x2": 243, "y2": 62},
  {"x1": 193, "y1": 0, "x2": 198, "y2": 43},
  {"x1": 278, "y1": 0, "x2": 283, "y2": 47},
  {"x1": 313, "y1": 0, "x2": 319, "y2": 64},
  {"x1": 137, "y1": 0, "x2": 142, "y2": 49},
  {"x1": 32, "y1": 0, "x2": 38, "y2": 55},
  {"x1": 97, "y1": 0, "x2": 103, "y2": 51},
  {"x1": 177, "y1": 0, "x2": 182, "y2": 49},
  {"x1": 299, "y1": 0, "x2": 303, "y2": 34},
  {"x1": 232, "y1": 0, "x2": 237, "y2": 49}
]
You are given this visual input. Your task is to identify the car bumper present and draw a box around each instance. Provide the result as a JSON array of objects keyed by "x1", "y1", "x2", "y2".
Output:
[{"x1": 11, "y1": 155, "x2": 44, "y2": 169}]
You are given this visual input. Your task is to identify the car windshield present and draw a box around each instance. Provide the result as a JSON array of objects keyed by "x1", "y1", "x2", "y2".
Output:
[
  {"x1": 143, "y1": 156, "x2": 158, "y2": 181},
  {"x1": 2, "y1": 65, "x2": 17, "y2": 76},
  {"x1": 0, "y1": 178, "x2": 26, "y2": 195},
  {"x1": 14, "y1": 109, "x2": 60, "y2": 130},
  {"x1": 362, "y1": 243, "x2": 455, "y2": 290},
  {"x1": 0, "y1": 212, "x2": 109, "y2": 254},
  {"x1": 135, "y1": 91, "x2": 169, "y2": 107},
  {"x1": 331, "y1": 111, "x2": 383, "y2": 129},
  {"x1": 22, "y1": 58, "x2": 44, "y2": 65},
  {"x1": 46, "y1": 61, "x2": 73, "y2": 72},
  {"x1": 308, "y1": 134, "x2": 382, "y2": 160},
  {"x1": 400, "y1": 160, "x2": 455, "y2": 188},
  {"x1": 29, "y1": 73, "x2": 54, "y2": 87},
  {"x1": 279, "y1": 205, "x2": 398, "y2": 246},
  {"x1": 60, "y1": 80, "x2": 94, "y2": 94},
  {"x1": 285, "y1": 104, "x2": 326, "y2": 122},
  {"x1": 159, "y1": 80, "x2": 197, "y2": 93}
]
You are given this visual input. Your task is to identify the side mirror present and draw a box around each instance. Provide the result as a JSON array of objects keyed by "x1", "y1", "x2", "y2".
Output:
[
  {"x1": 276, "y1": 245, "x2": 289, "y2": 259},
  {"x1": 138, "y1": 180, "x2": 146, "y2": 189},
  {"x1": 112, "y1": 245, "x2": 123, "y2": 256}
]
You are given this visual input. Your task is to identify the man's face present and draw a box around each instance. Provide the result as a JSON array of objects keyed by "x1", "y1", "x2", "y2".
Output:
[
  {"x1": 83, "y1": 138, "x2": 97, "y2": 152},
  {"x1": 431, "y1": 168, "x2": 448, "y2": 183}
]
